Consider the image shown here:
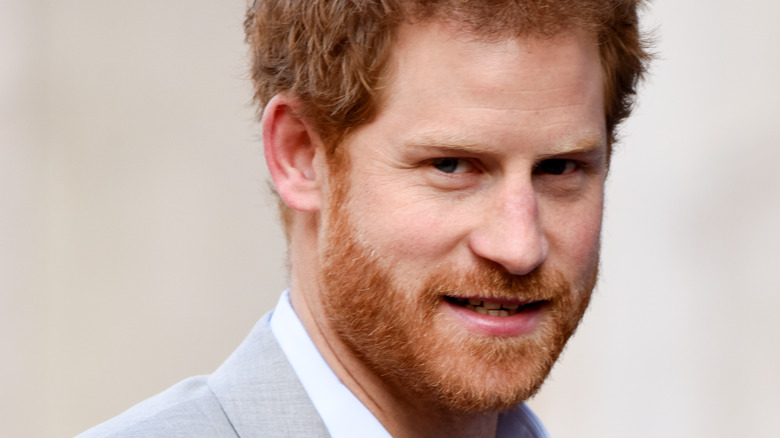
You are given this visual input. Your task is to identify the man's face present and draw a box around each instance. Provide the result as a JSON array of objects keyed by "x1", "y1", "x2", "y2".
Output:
[{"x1": 317, "y1": 22, "x2": 606, "y2": 412}]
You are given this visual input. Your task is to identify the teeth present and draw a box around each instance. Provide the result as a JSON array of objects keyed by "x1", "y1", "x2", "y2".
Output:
[
  {"x1": 483, "y1": 301, "x2": 501, "y2": 310},
  {"x1": 454, "y1": 298, "x2": 522, "y2": 317}
]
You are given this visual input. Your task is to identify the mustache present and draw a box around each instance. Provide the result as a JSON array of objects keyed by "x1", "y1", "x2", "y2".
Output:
[{"x1": 423, "y1": 263, "x2": 568, "y2": 303}]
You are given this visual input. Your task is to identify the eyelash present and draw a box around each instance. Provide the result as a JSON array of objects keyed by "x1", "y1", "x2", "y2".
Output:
[
  {"x1": 428, "y1": 157, "x2": 585, "y2": 176},
  {"x1": 533, "y1": 159, "x2": 585, "y2": 176},
  {"x1": 431, "y1": 157, "x2": 475, "y2": 174}
]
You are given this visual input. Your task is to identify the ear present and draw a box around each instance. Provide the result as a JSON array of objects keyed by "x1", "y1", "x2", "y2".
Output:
[{"x1": 262, "y1": 95, "x2": 325, "y2": 212}]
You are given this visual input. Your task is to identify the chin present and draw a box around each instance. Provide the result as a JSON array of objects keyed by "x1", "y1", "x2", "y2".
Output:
[{"x1": 319, "y1": 187, "x2": 596, "y2": 414}]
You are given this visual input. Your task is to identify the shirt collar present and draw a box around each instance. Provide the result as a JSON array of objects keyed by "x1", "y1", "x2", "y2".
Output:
[
  {"x1": 270, "y1": 290, "x2": 392, "y2": 438},
  {"x1": 270, "y1": 290, "x2": 549, "y2": 438}
]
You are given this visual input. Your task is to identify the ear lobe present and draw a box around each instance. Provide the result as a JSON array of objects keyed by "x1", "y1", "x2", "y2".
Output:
[{"x1": 262, "y1": 95, "x2": 324, "y2": 212}]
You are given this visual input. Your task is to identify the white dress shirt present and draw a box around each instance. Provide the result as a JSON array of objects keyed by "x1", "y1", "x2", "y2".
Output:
[{"x1": 270, "y1": 290, "x2": 550, "y2": 438}]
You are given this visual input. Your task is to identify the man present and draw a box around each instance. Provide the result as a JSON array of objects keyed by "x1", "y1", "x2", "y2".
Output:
[{"x1": 79, "y1": 0, "x2": 648, "y2": 437}]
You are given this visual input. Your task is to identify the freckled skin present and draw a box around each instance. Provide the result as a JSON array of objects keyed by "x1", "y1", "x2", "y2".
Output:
[
  {"x1": 337, "y1": 24, "x2": 606, "y2": 282},
  {"x1": 290, "y1": 21, "x2": 607, "y2": 438}
]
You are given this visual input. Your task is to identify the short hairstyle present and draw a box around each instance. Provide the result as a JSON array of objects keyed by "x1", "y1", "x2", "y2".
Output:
[{"x1": 245, "y1": 0, "x2": 650, "y2": 232}]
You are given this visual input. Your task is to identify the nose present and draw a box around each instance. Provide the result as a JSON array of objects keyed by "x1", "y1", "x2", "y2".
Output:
[{"x1": 467, "y1": 183, "x2": 549, "y2": 276}]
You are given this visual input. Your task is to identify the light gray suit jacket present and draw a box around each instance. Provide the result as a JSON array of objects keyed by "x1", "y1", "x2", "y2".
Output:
[{"x1": 77, "y1": 312, "x2": 331, "y2": 437}]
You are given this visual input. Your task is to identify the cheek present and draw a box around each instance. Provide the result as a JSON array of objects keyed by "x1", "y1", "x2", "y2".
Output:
[
  {"x1": 569, "y1": 217, "x2": 602, "y2": 267},
  {"x1": 349, "y1": 187, "x2": 469, "y2": 263},
  {"x1": 544, "y1": 197, "x2": 604, "y2": 273}
]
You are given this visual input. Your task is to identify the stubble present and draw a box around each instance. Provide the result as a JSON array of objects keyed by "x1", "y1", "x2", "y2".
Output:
[{"x1": 318, "y1": 173, "x2": 597, "y2": 413}]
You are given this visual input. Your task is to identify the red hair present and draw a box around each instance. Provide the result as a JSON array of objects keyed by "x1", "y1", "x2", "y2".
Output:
[{"x1": 245, "y1": 0, "x2": 651, "y2": 232}]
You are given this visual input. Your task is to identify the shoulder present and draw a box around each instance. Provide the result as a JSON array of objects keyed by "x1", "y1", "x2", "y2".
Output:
[
  {"x1": 76, "y1": 312, "x2": 330, "y2": 438},
  {"x1": 76, "y1": 376, "x2": 237, "y2": 438}
]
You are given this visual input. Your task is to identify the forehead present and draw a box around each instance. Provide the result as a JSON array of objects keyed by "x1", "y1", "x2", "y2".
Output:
[
  {"x1": 338, "y1": 20, "x2": 606, "y2": 163},
  {"x1": 387, "y1": 21, "x2": 601, "y2": 108}
]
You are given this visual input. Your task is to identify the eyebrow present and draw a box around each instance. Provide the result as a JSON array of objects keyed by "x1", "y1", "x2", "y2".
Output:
[
  {"x1": 540, "y1": 132, "x2": 607, "y2": 158},
  {"x1": 404, "y1": 131, "x2": 607, "y2": 157},
  {"x1": 404, "y1": 133, "x2": 496, "y2": 155}
]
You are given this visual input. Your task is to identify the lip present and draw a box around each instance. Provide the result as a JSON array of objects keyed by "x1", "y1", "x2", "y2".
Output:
[{"x1": 441, "y1": 297, "x2": 546, "y2": 337}]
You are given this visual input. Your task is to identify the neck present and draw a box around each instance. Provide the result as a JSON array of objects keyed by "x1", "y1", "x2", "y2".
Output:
[{"x1": 287, "y1": 218, "x2": 501, "y2": 438}]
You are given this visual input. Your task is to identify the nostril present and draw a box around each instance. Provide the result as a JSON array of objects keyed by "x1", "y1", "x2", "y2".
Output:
[{"x1": 467, "y1": 228, "x2": 548, "y2": 276}]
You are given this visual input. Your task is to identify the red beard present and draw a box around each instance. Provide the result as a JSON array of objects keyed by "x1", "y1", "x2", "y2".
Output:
[{"x1": 319, "y1": 184, "x2": 596, "y2": 413}]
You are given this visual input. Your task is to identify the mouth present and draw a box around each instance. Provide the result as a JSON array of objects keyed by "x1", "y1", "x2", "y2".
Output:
[
  {"x1": 441, "y1": 295, "x2": 548, "y2": 337},
  {"x1": 443, "y1": 296, "x2": 547, "y2": 317}
]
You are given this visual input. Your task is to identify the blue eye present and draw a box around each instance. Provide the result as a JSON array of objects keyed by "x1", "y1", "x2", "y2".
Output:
[{"x1": 433, "y1": 158, "x2": 471, "y2": 174}]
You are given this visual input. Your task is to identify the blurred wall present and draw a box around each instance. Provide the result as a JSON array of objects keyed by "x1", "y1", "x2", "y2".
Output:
[
  {"x1": 2, "y1": 1, "x2": 285, "y2": 436},
  {"x1": 2, "y1": 1, "x2": 779, "y2": 437}
]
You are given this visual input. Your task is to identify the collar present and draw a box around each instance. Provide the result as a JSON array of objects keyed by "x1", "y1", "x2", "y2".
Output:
[
  {"x1": 270, "y1": 290, "x2": 392, "y2": 438},
  {"x1": 270, "y1": 290, "x2": 549, "y2": 438}
]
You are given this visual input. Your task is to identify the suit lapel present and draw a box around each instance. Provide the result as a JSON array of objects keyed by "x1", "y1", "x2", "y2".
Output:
[{"x1": 208, "y1": 313, "x2": 331, "y2": 438}]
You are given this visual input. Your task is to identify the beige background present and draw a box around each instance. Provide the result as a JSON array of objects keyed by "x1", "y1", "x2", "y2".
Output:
[{"x1": 2, "y1": 1, "x2": 779, "y2": 437}]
